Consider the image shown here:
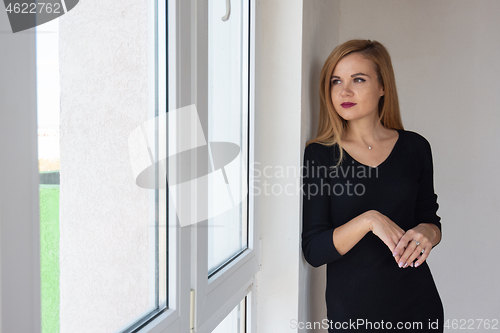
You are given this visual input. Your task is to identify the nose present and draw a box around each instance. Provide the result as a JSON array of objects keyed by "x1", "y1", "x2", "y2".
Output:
[{"x1": 340, "y1": 82, "x2": 353, "y2": 97}]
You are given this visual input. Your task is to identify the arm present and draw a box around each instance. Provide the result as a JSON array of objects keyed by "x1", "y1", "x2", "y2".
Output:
[
  {"x1": 301, "y1": 144, "x2": 405, "y2": 266},
  {"x1": 421, "y1": 222, "x2": 441, "y2": 247},
  {"x1": 333, "y1": 210, "x2": 405, "y2": 256},
  {"x1": 301, "y1": 144, "x2": 341, "y2": 267},
  {"x1": 394, "y1": 137, "x2": 442, "y2": 268},
  {"x1": 332, "y1": 213, "x2": 371, "y2": 256}
]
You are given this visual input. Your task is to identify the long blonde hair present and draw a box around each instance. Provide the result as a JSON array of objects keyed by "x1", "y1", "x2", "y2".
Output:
[{"x1": 307, "y1": 39, "x2": 404, "y2": 164}]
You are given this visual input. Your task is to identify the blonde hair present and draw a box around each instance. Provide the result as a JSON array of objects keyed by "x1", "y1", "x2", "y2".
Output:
[{"x1": 307, "y1": 39, "x2": 404, "y2": 164}]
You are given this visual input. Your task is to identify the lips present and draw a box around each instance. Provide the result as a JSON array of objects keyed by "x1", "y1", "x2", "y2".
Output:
[{"x1": 341, "y1": 102, "x2": 357, "y2": 108}]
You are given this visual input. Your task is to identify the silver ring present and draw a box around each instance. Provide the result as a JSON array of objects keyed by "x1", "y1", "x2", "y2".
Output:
[{"x1": 413, "y1": 240, "x2": 420, "y2": 246}]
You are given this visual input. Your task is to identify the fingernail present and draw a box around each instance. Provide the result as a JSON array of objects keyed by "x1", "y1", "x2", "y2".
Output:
[
  {"x1": 392, "y1": 251, "x2": 398, "y2": 257},
  {"x1": 403, "y1": 263, "x2": 408, "y2": 268},
  {"x1": 415, "y1": 262, "x2": 419, "y2": 268},
  {"x1": 410, "y1": 262, "x2": 414, "y2": 267},
  {"x1": 398, "y1": 262, "x2": 403, "y2": 268}
]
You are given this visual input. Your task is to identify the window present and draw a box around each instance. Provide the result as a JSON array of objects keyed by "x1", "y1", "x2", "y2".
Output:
[
  {"x1": 207, "y1": 0, "x2": 250, "y2": 277},
  {"x1": 156, "y1": 0, "x2": 259, "y2": 332},
  {"x1": 212, "y1": 297, "x2": 247, "y2": 333},
  {"x1": 191, "y1": 1, "x2": 257, "y2": 332},
  {"x1": 37, "y1": 0, "x2": 168, "y2": 332},
  {"x1": 119, "y1": 0, "x2": 258, "y2": 332},
  {"x1": 35, "y1": 0, "x2": 256, "y2": 332}
]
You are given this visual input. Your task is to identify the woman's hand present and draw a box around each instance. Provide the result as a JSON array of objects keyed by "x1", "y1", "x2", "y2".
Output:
[
  {"x1": 393, "y1": 223, "x2": 440, "y2": 268},
  {"x1": 366, "y1": 210, "x2": 405, "y2": 255}
]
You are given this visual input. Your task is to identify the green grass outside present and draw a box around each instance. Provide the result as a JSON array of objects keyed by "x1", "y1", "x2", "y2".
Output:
[{"x1": 40, "y1": 185, "x2": 60, "y2": 333}]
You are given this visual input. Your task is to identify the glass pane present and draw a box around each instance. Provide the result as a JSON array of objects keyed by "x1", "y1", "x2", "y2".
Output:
[
  {"x1": 207, "y1": 0, "x2": 249, "y2": 275},
  {"x1": 212, "y1": 298, "x2": 246, "y2": 333},
  {"x1": 37, "y1": 18, "x2": 61, "y2": 333},
  {"x1": 37, "y1": 1, "x2": 167, "y2": 331}
]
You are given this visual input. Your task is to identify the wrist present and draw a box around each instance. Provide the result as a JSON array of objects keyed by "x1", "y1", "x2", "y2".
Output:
[
  {"x1": 363, "y1": 211, "x2": 375, "y2": 232},
  {"x1": 419, "y1": 223, "x2": 439, "y2": 243},
  {"x1": 429, "y1": 223, "x2": 441, "y2": 244}
]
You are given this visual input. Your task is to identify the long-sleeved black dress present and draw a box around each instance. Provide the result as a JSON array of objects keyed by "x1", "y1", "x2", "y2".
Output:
[{"x1": 302, "y1": 129, "x2": 443, "y2": 332}]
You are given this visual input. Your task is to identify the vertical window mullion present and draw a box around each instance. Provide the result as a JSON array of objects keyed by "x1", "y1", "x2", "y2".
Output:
[{"x1": 194, "y1": 1, "x2": 257, "y2": 332}]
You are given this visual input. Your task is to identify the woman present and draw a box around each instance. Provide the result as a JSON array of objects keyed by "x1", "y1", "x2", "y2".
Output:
[{"x1": 302, "y1": 39, "x2": 443, "y2": 332}]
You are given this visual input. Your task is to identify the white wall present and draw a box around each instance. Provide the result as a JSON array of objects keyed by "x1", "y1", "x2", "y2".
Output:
[
  {"x1": 254, "y1": 0, "x2": 304, "y2": 332},
  {"x1": 299, "y1": 1, "x2": 340, "y2": 332},
  {"x1": 257, "y1": 0, "x2": 500, "y2": 331},
  {"x1": 337, "y1": 0, "x2": 500, "y2": 322},
  {"x1": 254, "y1": 1, "x2": 340, "y2": 332}
]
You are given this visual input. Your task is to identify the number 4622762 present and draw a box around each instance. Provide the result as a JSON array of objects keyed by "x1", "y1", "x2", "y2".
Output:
[
  {"x1": 5, "y1": 2, "x2": 61, "y2": 14},
  {"x1": 444, "y1": 319, "x2": 499, "y2": 330}
]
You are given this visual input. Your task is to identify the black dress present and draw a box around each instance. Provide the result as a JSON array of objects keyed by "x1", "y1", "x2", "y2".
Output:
[{"x1": 302, "y1": 129, "x2": 444, "y2": 332}]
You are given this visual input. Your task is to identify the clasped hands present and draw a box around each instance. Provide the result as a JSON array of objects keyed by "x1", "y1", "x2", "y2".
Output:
[{"x1": 366, "y1": 210, "x2": 439, "y2": 268}]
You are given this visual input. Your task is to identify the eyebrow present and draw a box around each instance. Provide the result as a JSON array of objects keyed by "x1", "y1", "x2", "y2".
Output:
[{"x1": 331, "y1": 73, "x2": 370, "y2": 79}]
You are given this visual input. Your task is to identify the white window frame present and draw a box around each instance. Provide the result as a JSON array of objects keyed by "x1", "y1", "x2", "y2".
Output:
[
  {"x1": 191, "y1": 1, "x2": 258, "y2": 332},
  {"x1": 138, "y1": 0, "x2": 192, "y2": 332},
  {"x1": 141, "y1": 1, "x2": 258, "y2": 332},
  {"x1": 0, "y1": 16, "x2": 40, "y2": 333}
]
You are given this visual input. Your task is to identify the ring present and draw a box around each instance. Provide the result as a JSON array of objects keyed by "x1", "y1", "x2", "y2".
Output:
[{"x1": 413, "y1": 240, "x2": 420, "y2": 246}]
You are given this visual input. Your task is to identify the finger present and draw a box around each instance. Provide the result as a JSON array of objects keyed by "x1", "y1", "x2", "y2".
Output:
[
  {"x1": 393, "y1": 253, "x2": 400, "y2": 263},
  {"x1": 398, "y1": 240, "x2": 418, "y2": 268},
  {"x1": 392, "y1": 235, "x2": 406, "y2": 263},
  {"x1": 406, "y1": 246, "x2": 423, "y2": 266},
  {"x1": 384, "y1": 238, "x2": 397, "y2": 254},
  {"x1": 392, "y1": 237, "x2": 407, "y2": 259},
  {"x1": 386, "y1": 233, "x2": 404, "y2": 257},
  {"x1": 390, "y1": 232, "x2": 404, "y2": 252},
  {"x1": 407, "y1": 253, "x2": 420, "y2": 266},
  {"x1": 393, "y1": 236, "x2": 411, "y2": 263},
  {"x1": 379, "y1": 229, "x2": 404, "y2": 256},
  {"x1": 414, "y1": 245, "x2": 431, "y2": 268},
  {"x1": 392, "y1": 230, "x2": 413, "y2": 258},
  {"x1": 410, "y1": 246, "x2": 427, "y2": 267}
]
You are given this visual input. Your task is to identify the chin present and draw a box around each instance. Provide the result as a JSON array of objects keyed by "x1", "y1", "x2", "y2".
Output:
[
  {"x1": 336, "y1": 111, "x2": 361, "y2": 122},
  {"x1": 336, "y1": 108, "x2": 377, "y2": 123}
]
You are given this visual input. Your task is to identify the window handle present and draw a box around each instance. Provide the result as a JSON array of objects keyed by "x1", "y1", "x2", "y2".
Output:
[{"x1": 221, "y1": 0, "x2": 231, "y2": 21}]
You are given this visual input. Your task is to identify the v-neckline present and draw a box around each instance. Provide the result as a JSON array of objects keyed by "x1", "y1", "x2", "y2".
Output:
[{"x1": 342, "y1": 129, "x2": 402, "y2": 169}]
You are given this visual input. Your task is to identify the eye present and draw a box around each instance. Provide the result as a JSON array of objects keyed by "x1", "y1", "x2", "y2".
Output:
[
  {"x1": 353, "y1": 77, "x2": 366, "y2": 83},
  {"x1": 331, "y1": 79, "x2": 341, "y2": 86}
]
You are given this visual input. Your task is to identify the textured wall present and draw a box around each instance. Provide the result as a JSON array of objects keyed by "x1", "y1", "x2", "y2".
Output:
[
  {"x1": 299, "y1": 1, "x2": 340, "y2": 332},
  {"x1": 58, "y1": 0, "x2": 151, "y2": 331}
]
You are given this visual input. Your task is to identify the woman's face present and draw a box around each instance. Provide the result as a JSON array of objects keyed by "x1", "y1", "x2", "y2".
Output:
[{"x1": 330, "y1": 52, "x2": 384, "y2": 123}]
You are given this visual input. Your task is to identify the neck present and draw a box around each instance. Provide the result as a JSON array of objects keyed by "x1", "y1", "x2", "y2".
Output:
[{"x1": 344, "y1": 116, "x2": 385, "y2": 143}]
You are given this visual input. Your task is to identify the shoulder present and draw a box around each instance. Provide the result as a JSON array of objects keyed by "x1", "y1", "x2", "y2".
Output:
[
  {"x1": 305, "y1": 142, "x2": 334, "y2": 153},
  {"x1": 304, "y1": 142, "x2": 338, "y2": 166},
  {"x1": 399, "y1": 130, "x2": 435, "y2": 169},
  {"x1": 400, "y1": 129, "x2": 433, "y2": 153},
  {"x1": 400, "y1": 129, "x2": 430, "y2": 145}
]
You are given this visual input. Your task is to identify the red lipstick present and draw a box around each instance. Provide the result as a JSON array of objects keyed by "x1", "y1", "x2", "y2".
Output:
[{"x1": 341, "y1": 102, "x2": 356, "y2": 108}]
